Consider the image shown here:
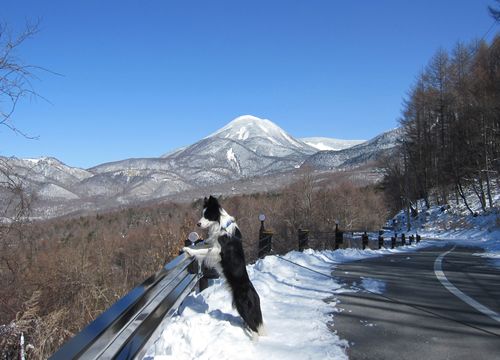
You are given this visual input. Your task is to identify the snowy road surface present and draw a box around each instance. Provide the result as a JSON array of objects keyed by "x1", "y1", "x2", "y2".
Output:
[{"x1": 333, "y1": 245, "x2": 500, "y2": 360}]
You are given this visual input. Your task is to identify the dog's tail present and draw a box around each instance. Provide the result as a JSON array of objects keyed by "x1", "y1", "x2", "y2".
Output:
[{"x1": 233, "y1": 281, "x2": 265, "y2": 336}]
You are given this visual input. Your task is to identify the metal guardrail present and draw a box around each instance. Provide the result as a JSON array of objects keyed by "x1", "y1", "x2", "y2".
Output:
[{"x1": 50, "y1": 249, "x2": 202, "y2": 360}]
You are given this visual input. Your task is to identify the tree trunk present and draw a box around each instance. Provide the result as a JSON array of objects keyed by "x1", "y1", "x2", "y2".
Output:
[{"x1": 457, "y1": 181, "x2": 474, "y2": 216}]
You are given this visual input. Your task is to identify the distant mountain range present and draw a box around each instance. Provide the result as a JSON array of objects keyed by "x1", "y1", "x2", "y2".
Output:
[
  {"x1": 303, "y1": 128, "x2": 402, "y2": 169},
  {"x1": 0, "y1": 115, "x2": 400, "y2": 218}
]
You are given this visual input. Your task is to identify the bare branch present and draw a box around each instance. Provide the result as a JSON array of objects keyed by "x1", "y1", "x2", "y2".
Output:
[{"x1": 0, "y1": 19, "x2": 57, "y2": 139}]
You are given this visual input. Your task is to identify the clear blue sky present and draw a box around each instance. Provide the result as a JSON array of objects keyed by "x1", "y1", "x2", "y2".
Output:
[{"x1": 1, "y1": 0, "x2": 498, "y2": 169}]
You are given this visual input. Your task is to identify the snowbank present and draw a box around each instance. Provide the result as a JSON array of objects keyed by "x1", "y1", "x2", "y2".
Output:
[{"x1": 143, "y1": 243, "x2": 435, "y2": 360}]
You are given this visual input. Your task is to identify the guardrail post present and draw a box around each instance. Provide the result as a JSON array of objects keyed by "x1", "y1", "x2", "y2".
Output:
[
  {"x1": 199, "y1": 264, "x2": 219, "y2": 292},
  {"x1": 187, "y1": 255, "x2": 199, "y2": 275},
  {"x1": 362, "y1": 231, "x2": 369, "y2": 250},
  {"x1": 391, "y1": 235, "x2": 396, "y2": 249},
  {"x1": 258, "y1": 216, "x2": 273, "y2": 258},
  {"x1": 298, "y1": 229, "x2": 309, "y2": 252},
  {"x1": 416, "y1": 234, "x2": 421, "y2": 243},
  {"x1": 258, "y1": 231, "x2": 273, "y2": 258},
  {"x1": 401, "y1": 233, "x2": 406, "y2": 246},
  {"x1": 335, "y1": 224, "x2": 343, "y2": 250}
]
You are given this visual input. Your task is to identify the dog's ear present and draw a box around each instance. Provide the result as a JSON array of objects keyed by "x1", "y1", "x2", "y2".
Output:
[{"x1": 208, "y1": 195, "x2": 220, "y2": 207}]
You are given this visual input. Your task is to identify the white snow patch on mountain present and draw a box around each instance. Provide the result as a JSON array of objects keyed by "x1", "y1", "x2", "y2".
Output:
[
  {"x1": 258, "y1": 123, "x2": 270, "y2": 133},
  {"x1": 226, "y1": 148, "x2": 241, "y2": 173},
  {"x1": 301, "y1": 137, "x2": 366, "y2": 151},
  {"x1": 235, "y1": 126, "x2": 249, "y2": 140}
]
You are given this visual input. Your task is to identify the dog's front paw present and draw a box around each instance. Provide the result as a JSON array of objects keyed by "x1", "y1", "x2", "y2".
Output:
[{"x1": 183, "y1": 247, "x2": 193, "y2": 257}]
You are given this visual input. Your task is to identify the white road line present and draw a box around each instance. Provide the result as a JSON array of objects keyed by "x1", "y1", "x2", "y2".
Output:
[{"x1": 434, "y1": 246, "x2": 500, "y2": 323}]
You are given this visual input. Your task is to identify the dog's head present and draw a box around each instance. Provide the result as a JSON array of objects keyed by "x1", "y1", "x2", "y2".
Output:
[{"x1": 197, "y1": 196, "x2": 221, "y2": 229}]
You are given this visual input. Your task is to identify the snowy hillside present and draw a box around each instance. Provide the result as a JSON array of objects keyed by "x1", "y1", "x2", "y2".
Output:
[
  {"x1": 300, "y1": 137, "x2": 365, "y2": 151},
  {"x1": 303, "y1": 128, "x2": 402, "y2": 170},
  {"x1": 0, "y1": 156, "x2": 90, "y2": 202}
]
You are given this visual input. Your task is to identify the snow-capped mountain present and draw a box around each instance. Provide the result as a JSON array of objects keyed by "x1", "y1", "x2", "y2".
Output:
[
  {"x1": 90, "y1": 115, "x2": 316, "y2": 190},
  {"x1": 163, "y1": 115, "x2": 317, "y2": 179},
  {"x1": 1, "y1": 115, "x2": 397, "y2": 218},
  {"x1": 206, "y1": 115, "x2": 315, "y2": 155},
  {"x1": 300, "y1": 137, "x2": 365, "y2": 151},
  {"x1": 0, "y1": 157, "x2": 91, "y2": 201},
  {"x1": 303, "y1": 128, "x2": 402, "y2": 169}
]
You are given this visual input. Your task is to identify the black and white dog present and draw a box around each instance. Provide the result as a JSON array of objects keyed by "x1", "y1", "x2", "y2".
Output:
[{"x1": 183, "y1": 196, "x2": 265, "y2": 337}]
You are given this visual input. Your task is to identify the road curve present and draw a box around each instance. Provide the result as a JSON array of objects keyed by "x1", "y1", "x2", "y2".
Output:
[{"x1": 332, "y1": 245, "x2": 500, "y2": 360}]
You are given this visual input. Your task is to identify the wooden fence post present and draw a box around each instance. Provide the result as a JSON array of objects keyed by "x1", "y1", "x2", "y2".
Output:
[
  {"x1": 298, "y1": 229, "x2": 309, "y2": 252},
  {"x1": 335, "y1": 224, "x2": 343, "y2": 250},
  {"x1": 258, "y1": 217, "x2": 273, "y2": 258},
  {"x1": 362, "y1": 232, "x2": 369, "y2": 250}
]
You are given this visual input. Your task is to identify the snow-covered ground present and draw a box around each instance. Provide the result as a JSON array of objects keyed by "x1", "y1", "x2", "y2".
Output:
[
  {"x1": 419, "y1": 209, "x2": 500, "y2": 267},
  {"x1": 144, "y1": 189, "x2": 499, "y2": 359},
  {"x1": 396, "y1": 190, "x2": 500, "y2": 267},
  {"x1": 143, "y1": 242, "x2": 440, "y2": 360}
]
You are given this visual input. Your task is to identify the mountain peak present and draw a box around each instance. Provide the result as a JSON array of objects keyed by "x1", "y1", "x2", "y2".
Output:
[
  {"x1": 207, "y1": 115, "x2": 281, "y2": 140},
  {"x1": 228, "y1": 114, "x2": 266, "y2": 125}
]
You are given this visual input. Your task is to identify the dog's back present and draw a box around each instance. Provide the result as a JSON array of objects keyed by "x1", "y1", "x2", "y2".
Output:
[{"x1": 218, "y1": 230, "x2": 264, "y2": 335}]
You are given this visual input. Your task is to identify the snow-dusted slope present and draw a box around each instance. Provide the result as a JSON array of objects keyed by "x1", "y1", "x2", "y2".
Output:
[
  {"x1": 0, "y1": 156, "x2": 91, "y2": 202},
  {"x1": 162, "y1": 115, "x2": 317, "y2": 182},
  {"x1": 303, "y1": 128, "x2": 402, "y2": 170},
  {"x1": 1, "y1": 156, "x2": 92, "y2": 185},
  {"x1": 300, "y1": 137, "x2": 365, "y2": 151}
]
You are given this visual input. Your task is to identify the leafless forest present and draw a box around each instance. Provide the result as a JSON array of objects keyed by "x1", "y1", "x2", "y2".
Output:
[{"x1": 383, "y1": 36, "x2": 500, "y2": 215}]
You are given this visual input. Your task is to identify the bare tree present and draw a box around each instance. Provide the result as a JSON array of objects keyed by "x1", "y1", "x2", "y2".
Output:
[
  {"x1": 0, "y1": 19, "x2": 53, "y2": 138},
  {"x1": 489, "y1": 0, "x2": 500, "y2": 21}
]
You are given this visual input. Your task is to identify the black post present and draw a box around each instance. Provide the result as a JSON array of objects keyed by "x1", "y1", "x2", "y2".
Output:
[
  {"x1": 187, "y1": 255, "x2": 199, "y2": 275},
  {"x1": 258, "y1": 219, "x2": 273, "y2": 258},
  {"x1": 199, "y1": 264, "x2": 219, "y2": 292},
  {"x1": 335, "y1": 224, "x2": 343, "y2": 250},
  {"x1": 258, "y1": 231, "x2": 273, "y2": 258},
  {"x1": 378, "y1": 230, "x2": 384, "y2": 249},
  {"x1": 409, "y1": 235, "x2": 414, "y2": 245},
  {"x1": 416, "y1": 234, "x2": 421, "y2": 243},
  {"x1": 391, "y1": 236, "x2": 396, "y2": 249},
  {"x1": 198, "y1": 276, "x2": 208, "y2": 292},
  {"x1": 362, "y1": 231, "x2": 369, "y2": 250},
  {"x1": 401, "y1": 233, "x2": 406, "y2": 246},
  {"x1": 298, "y1": 229, "x2": 309, "y2": 252}
]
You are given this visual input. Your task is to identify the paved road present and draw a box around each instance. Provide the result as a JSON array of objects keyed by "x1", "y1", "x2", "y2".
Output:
[{"x1": 332, "y1": 245, "x2": 500, "y2": 360}]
